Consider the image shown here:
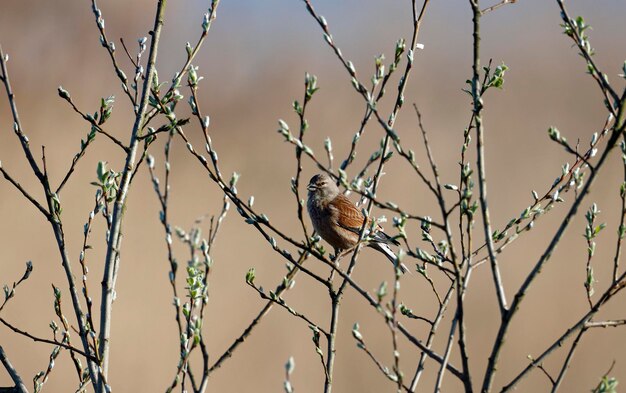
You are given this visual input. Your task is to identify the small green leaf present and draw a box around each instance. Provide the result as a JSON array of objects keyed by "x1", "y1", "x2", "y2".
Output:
[{"x1": 245, "y1": 268, "x2": 255, "y2": 285}]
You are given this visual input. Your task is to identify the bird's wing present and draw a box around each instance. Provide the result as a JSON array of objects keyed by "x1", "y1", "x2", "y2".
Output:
[
  {"x1": 331, "y1": 194, "x2": 400, "y2": 246},
  {"x1": 331, "y1": 194, "x2": 367, "y2": 234}
]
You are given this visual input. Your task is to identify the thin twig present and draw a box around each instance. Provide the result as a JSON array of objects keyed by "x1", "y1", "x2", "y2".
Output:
[
  {"x1": 0, "y1": 167, "x2": 49, "y2": 218},
  {"x1": 556, "y1": 0, "x2": 619, "y2": 106},
  {"x1": 353, "y1": 333, "x2": 411, "y2": 392},
  {"x1": 57, "y1": 92, "x2": 129, "y2": 154},
  {"x1": 480, "y1": 0, "x2": 517, "y2": 15},
  {"x1": 0, "y1": 317, "x2": 97, "y2": 362},
  {"x1": 90, "y1": 0, "x2": 137, "y2": 107},
  {"x1": 471, "y1": 114, "x2": 613, "y2": 266},
  {"x1": 613, "y1": 152, "x2": 626, "y2": 283},
  {"x1": 206, "y1": 253, "x2": 309, "y2": 376},
  {"x1": 409, "y1": 285, "x2": 455, "y2": 390},
  {"x1": 0, "y1": 46, "x2": 44, "y2": 182},
  {"x1": 433, "y1": 315, "x2": 458, "y2": 392},
  {"x1": 0, "y1": 262, "x2": 32, "y2": 313},
  {"x1": 550, "y1": 328, "x2": 586, "y2": 392},
  {"x1": 292, "y1": 73, "x2": 313, "y2": 242},
  {"x1": 248, "y1": 281, "x2": 328, "y2": 336},
  {"x1": 141, "y1": 0, "x2": 220, "y2": 129},
  {"x1": 585, "y1": 319, "x2": 626, "y2": 328}
]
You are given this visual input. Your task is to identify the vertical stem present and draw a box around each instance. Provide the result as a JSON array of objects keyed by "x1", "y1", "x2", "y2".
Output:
[
  {"x1": 97, "y1": 1, "x2": 167, "y2": 389},
  {"x1": 324, "y1": 292, "x2": 340, "y2": 393},
  {"x1": 324, "y1": 248, "x2": 361, "y2": 393},
  {"x1": 389, "y1": 270, "x2": 402, "y2": 391},
  {"x1": 470, "y1": 0, "x2": 508, "y2": 317},
  {"x1": 613, "y1": 156, "x2": 626, "y2": 283},
  {"x1": 452, "y1": 261, "x2": 474, "y2": 392},
  {"x1": 434, "y1": 315, "x2": 459, "y2": 393}
]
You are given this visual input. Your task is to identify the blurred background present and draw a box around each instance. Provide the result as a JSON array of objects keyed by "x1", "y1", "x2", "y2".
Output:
[{"x1": 1, "y1": 0, "x2": 626, "y2": 391}]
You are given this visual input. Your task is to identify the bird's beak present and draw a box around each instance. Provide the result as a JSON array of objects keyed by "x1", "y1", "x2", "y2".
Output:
[{"x1": 307, "y1": 184, "x2": 316, "y2": 192}]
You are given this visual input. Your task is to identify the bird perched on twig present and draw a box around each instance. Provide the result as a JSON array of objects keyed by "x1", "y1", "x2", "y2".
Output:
[{"x1": 306, "y1": 173, "x2": 409, "y2": 274}]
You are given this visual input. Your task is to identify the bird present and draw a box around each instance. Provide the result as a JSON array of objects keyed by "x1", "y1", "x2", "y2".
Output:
[{"x1": 306, "y1": 173, "x2": 409, "y2": 274}]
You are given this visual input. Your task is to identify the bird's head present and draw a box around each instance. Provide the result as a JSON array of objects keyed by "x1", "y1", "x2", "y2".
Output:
[{"x1": 307, "y1": 173, "x2": 339, "y2": 200}]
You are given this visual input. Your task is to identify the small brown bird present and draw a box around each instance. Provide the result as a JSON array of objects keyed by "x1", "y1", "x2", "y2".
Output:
[{"x1": 306, "y1": 173, "x2": 409, "y2": 273}]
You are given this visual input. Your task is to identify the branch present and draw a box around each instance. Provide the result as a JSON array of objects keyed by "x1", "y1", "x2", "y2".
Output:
[
  {"x1": 0, "y1": 261, "x2": 33, "y2": 313},
  {"x1": 90, "y1": 0, "x2": 137, "y2": 107},
  {"x1": 470, "y1": 0, "x2": 508, "y2": 318},
  {"x1": 0, "y1": 346, "x2": 28, "y2": 393},
  {"x1": 551, "y1": 328, "x2": 585, "y2": 392},
  {"x1": 352, "y1": 327, "x2": 411, "y2": 392},
  {"x1": 433, "y1": 313, "x2": 459, "y2": 392},
  {"x1": 0, "y1": 317, "x2": 97, "y2": 362},
  {"x1": 480, "y1": 0, "x2": 517, "y2": 15},
  {"x1": 585, "y1": 319, "x2": 626, "y2": 328},
  {"x1": 613, "y1": 149, "x2": 626, "y2": 283},
  {"x1": 408, "y1": 285, "x2": 456, "y2": 390},
  {"x1": 57, "y1": 91, "x2": 129, "y2": 154},
  {"x1": 471, "y1": 113, "x2": 614, "y2": 265},
  {"x1": 247, "y1": 280, "x2": 327, "y2": 336},
  {"x1": 556, "y1": 0, "x2": 619, "y2": 107},
  {"x1": 0, "y1": 167, "x2": 49, "y2": 219},
  {"x1": 291, "y1": 73, "x2": 315, "y2": 243},
  {"x1": 97, "y1": 0, "x2": 168, "y2": 388},
  {"x1": 206, "y1": 252, "x2": 309, "y2": 376},
  {"x1": 0, "y1": 46, "x2": 44, "y2": 183}
]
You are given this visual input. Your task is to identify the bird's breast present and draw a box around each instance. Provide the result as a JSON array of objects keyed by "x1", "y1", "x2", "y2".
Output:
[{"x1": 308, "y1": 201, "x2": 358, "y2": 251}]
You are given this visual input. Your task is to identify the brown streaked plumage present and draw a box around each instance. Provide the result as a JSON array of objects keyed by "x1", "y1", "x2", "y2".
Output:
[{"x1": 306, "y1": 173, "x2": 409, "y2": 274}]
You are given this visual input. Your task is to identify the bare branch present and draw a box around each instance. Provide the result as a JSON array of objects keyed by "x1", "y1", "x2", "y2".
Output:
[
  {"x1": 551, "y1": 328, "x2": 586, "y2": 392},
  {"x1": 0, "y1": 317, "x2": 97, "y2": 362},
  {"x1": 470, "y1": 0, "x2": 508, "y2": 318},
  {"x1": 97, "y1": 0, "x2": 169, "y2": 387},
  {"x1": 0, "y1": 167, "x2": 49, "y2": 219},
  {"x1": 0, "y1": 346, "x2": 28, "y2": 393},
  {"x1": 0, "y1": 46, "x2": 45, "y2": 182},
  {"x1": 480, "y1": 0, "x2": 517, "y2": 15},
  {"x1": 247, "y1": 280, "x2": 328, "y2": 336}
]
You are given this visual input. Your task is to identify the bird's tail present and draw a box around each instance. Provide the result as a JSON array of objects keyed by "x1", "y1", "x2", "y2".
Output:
[{"x1": 369, "y1": 242, "x2": 411, "y2": 274}]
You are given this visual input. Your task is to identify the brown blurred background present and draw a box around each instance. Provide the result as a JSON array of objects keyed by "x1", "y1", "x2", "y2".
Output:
[{"x1": 1, "y1": 0, "x2": 626, "y2": 391}]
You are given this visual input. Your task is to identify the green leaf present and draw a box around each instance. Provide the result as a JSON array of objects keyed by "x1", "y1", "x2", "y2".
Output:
[
  {"x1": 376, "y1": 281, "x2": 387, "y2": 302},
  {"x1": 592, "y1": 375, "x2": 618, "y2": 393},
  {"x1": 245, "y1": 268, "x2": 255, "y2": 285}
]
